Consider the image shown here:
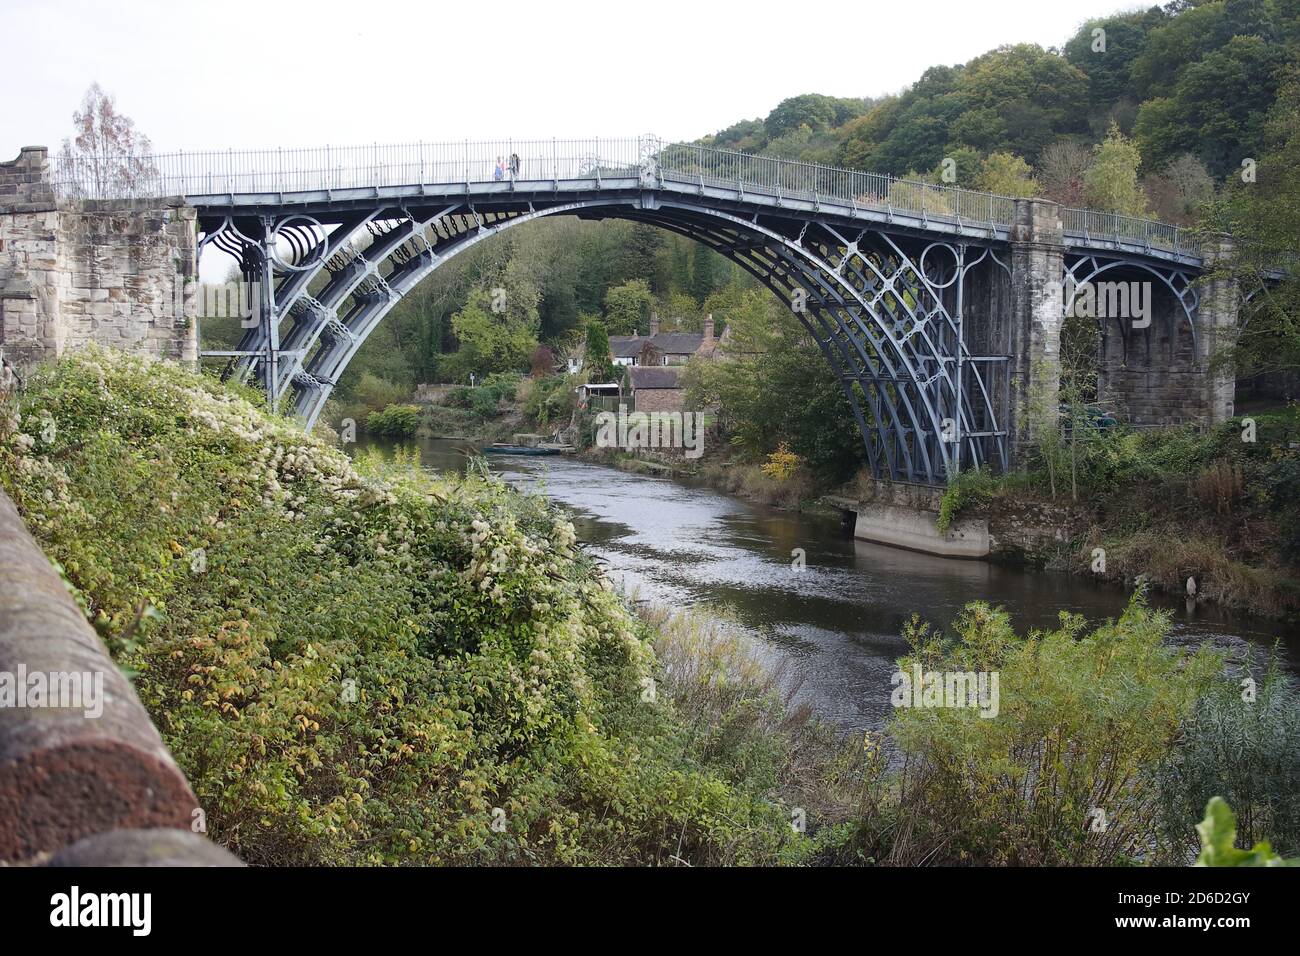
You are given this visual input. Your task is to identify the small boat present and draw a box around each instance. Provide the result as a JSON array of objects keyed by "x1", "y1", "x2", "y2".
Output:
[{"x1": 481, "y1": 443, "x2": 560, "y2": 456}]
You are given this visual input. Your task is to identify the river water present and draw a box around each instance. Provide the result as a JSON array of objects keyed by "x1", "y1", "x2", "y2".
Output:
[{"x1": 364, "y1": 437, "x2": 1297, "y2": 733}]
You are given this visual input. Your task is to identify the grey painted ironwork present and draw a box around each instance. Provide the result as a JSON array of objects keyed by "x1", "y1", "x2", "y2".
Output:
[{"x1": 64, "y1": 135, "x2": 1221, "y2": 485}]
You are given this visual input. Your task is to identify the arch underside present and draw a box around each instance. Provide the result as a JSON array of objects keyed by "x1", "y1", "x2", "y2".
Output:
[
  {"x1": 199, "y1": 196, "x2": 1014, "y2": 485},
  {"x1": 1063, "y1": 253, "x2": 1202, "y2": 366}
]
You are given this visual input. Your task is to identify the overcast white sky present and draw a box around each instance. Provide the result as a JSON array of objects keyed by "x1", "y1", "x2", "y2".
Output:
[{"x1": 1, "y1": 0, "x2": 1139, "y2": 159}]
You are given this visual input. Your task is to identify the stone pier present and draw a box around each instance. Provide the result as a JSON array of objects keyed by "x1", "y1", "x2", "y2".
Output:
[{"x1": 0, "y1": 146, "x2": 197, "y2": 377}]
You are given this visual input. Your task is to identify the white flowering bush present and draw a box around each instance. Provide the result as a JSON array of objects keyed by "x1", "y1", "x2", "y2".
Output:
[{"x1": 0, "y1": 348, "x2": 802, "y2": 865}]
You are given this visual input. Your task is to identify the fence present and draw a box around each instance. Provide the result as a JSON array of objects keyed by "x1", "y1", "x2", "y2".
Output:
[{"x1": 50, "y1": 135, "x2": 1188, "y2": 253}]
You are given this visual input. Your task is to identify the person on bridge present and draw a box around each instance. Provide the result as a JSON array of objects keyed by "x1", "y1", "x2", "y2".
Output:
[
  {"x1": 494, "y1": 157, "x2": 505, "y2": 181},
  {"x1": 509, "y1": 152, "x2": 520, "y2": 180}
]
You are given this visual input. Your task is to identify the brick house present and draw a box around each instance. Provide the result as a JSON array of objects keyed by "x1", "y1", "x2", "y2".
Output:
[{"x1": 627, "y1": 365, "x2": 685, "y2": 412}]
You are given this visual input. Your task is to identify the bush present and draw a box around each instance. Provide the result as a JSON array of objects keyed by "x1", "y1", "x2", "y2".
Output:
[
  {"x1": 887, "y1": 598, "x2": 1219, "y2": 865},
  {"x1": 350, "y1": 372, "x2": 409, "y2": 414},
  {"x1": 1158, "y1": 660, "x2": 1300, "y2": 859},
  {"x1": 0, "y1": 347, "x2": 807, "y2": 866},
  {"x1": 365, "y1": 403, "x2": 421, "y2": 439},
  {"x1": 524, "y1": 374, "x2": 577, "y2": 431},
  {"x1": 935, "y1": 467, "x2": 999, "y2": 534},
  {"x1": 760, "y1": 443, "x2": 800, "y2": 482}
]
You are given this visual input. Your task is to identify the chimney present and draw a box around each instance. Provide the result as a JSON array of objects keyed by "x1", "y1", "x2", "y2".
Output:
[
  {"x1": 649, "y1": 312, "x2": 660, "y2": 337},
  {"x1": 702, "y1": 313, "x2": 715, "y2": 348}
]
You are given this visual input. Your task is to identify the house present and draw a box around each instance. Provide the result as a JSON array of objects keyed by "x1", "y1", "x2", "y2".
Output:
[
  {"x1": 609, "y1": 314, "x2": 718, "y2": 367},
  {"x1": 627, "y1": 365, "x2": 685, "y2": 412}
]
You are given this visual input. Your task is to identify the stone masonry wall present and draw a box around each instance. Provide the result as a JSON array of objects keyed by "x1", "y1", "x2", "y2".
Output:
[
  {"x1": 1095, "y1": 239, "x2": 1238, "y2": 428},
  {"x1": 0, "y1": 147, "x2": 196, "y2": 377},
  {"x1": 631, "y1": 386, "x2": 687, "y2": 413},
  {"x1": 1007, "y1": 198, "x2": 1065, "y2": 465},
  {"x1": 1097, "y1": 311, "x2": 1208, "y2": 426}
]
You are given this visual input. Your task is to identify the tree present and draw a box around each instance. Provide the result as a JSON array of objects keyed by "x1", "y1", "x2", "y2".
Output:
[
  {"x1": 665, "y1": 290, "x2": 700, "y2": 331},
  {"x1": 1063, "y1": 9, "x2": 1168, "y2": 113},
  {"x1": 932, "y1": 146, "x2": 981, "y2": 187},
  {"x1": 1202, "y1": 76, "x2": 1300, "y2": 381},
  {"x1": 1127, "y1": 0, "x2": 1239, "y2": 98},
  {"x1": 956, "y1": 44, "x2": 1091, "y2": 162},
  {"x1": 765, "y1": 94, "x2": 867, "y2": 140},
  {"x1": 603, "y1": 279, "x2": 654, "y2": 335},
  {"x1": 444, "y1": 289, "x2": 537, "y2": 379},
  {"x1": 55, "y1": 83, "x2": 157, "y2": 198},
  {"x1": 682, "y1": 290, "x2": 866, "y2": 481},
  {"x1": 529, "y1": 344, "x2": 556, "y2": 379},
  {"x1": 1134, "y1": 34, "x2": 1287, "y2": 175},
  {"x1": 976, "y1": 152, "x2": 1040, "y2": 197},
  {"x1": 690, "y1": 243, "x2": 719, "y2": 303},
  {"x1": 1039, "y1": 139, "x2": 1092, "y2": 206},
  {"x1": 583, "y1": 321, "x2": 615, "y2": 383},
  {"x1": 1083, "y1": 123, "x2": 1149, "y2": 216},
  {"x1": 1143, "y1": 153, "x2": 1214, "y2": 223}
]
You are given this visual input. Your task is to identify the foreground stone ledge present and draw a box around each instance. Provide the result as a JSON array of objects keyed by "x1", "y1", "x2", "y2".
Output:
[
  {"x1": 47, "y1": 828, "x2": 243, "y2": 867},
  {"x1": 0, "y1": 490, "x2": 201, "y2": 861}
]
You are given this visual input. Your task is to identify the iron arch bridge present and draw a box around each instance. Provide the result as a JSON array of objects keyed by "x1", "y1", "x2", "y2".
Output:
[{"x1": 153, "y1": 137, "x2": 1209, "y2": 485}]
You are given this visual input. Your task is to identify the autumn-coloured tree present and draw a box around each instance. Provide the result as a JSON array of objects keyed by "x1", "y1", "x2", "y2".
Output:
[
  {"x1": 529, "y1": 344, "x2": 556, "y2": 379},
  {"x1": 55, "y1": 83, "x2": 158, "y2": 198},
  {"x1": 1038, "y1": 140, "x2": 1092, "y2": 207}
]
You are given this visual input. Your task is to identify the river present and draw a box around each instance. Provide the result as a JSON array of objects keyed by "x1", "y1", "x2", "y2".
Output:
[{"x1": 362, "y1": 436, "x2": 1297, "y2": 733}]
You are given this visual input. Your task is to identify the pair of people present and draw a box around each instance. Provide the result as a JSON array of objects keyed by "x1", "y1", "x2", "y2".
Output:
[{"x1": 493, "y1": 153, "x2": 521, "y2": 181}]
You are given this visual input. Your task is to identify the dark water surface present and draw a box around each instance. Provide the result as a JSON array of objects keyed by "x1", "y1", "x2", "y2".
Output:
[{"x1": 362, "y1": 436, "x2": 1297, "y2": 732}]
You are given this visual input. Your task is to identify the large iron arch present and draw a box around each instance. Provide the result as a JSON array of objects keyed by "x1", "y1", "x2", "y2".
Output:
[{"x1": 200, "y1": 196, "x2": 1011, "y2": 483}]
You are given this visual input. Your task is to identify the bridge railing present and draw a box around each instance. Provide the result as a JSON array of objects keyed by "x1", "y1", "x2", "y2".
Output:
[
  {"x1": 51, "y1": 138, "x2": 649, "y2": 199},
  {"x1": 656, "y1": 141, "x2": 1017, "y2": 228},
  {"x1": 49, "y1": 135, "x2": 1191, "y2": 255},
  {"x1": 1060, "y1": 206, "x2": 1187, "y2": 255}
]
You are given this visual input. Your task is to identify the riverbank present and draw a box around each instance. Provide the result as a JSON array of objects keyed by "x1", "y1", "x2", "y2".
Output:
[
  {"x1": 943, "y1": 409, "x2": 1300, "y2": 623},
  {"x1": 584, "y1": 411, "x2": 1300, "y2": 624}
]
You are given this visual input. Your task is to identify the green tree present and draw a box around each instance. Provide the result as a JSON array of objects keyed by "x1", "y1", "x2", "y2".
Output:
[
  {"x1": 976, "y1": 151, "x2": 1040, "y2": 196},
  {"x1": 1135, "y1": 34, "x2": 1287, "y2": 174},
  {"x1": 583, "y1": 320, "x2": 615, "y2": 382},
  {"x1": 932, "y1": 146, "x2": 982, "y2": 187},
  {"x1": 1063, "y1": 9, "x2": 1168, "y2": 113},
  {"x1": 690, "y1": 243, "x2": 718, "y2": 303},
  {"x1": 1083, "y1": 123, "x2": 1150, "y2": 216},
  {"x1": 765, "y1": 93, "x2": 867, "y2": 139},
  {"x1": 445, "y1": 289, "x2": 538, "y2": 378},
  {"x1": 603, "y1": 279, "x2": 654, "y2": 335},
  {"x1": 1203, "y1": 76, "x2": 1300, "y2": 380},
  {"x1": 683, "y1": 290, "x2": 866, "y2": 481}
]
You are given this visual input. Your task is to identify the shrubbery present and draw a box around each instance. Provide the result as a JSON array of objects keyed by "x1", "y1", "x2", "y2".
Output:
[
  {"x1": 1158, "y1": 661, "x2": 1300, "y2": 859},
  {"x1": 365, "y1": 403, "x2": 421, "y2": 439},
  {"x1": 0, "y1": 349, "x2": 805, "y2": 865},
  {"x1": 445, "y1": 374, "x2": 522, "y2": 420},
  {"x1": 886, "y1": 599, "x2": 1220, "y2": 866}
]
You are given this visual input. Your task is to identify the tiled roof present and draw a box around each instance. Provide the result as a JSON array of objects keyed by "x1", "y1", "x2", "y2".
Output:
[
  {"x1": 609, "y1": 332, "x2": 705, "y2": 358},
  {"x1": 627, "y1": 366, "x2": 682, "y2": 389}
]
